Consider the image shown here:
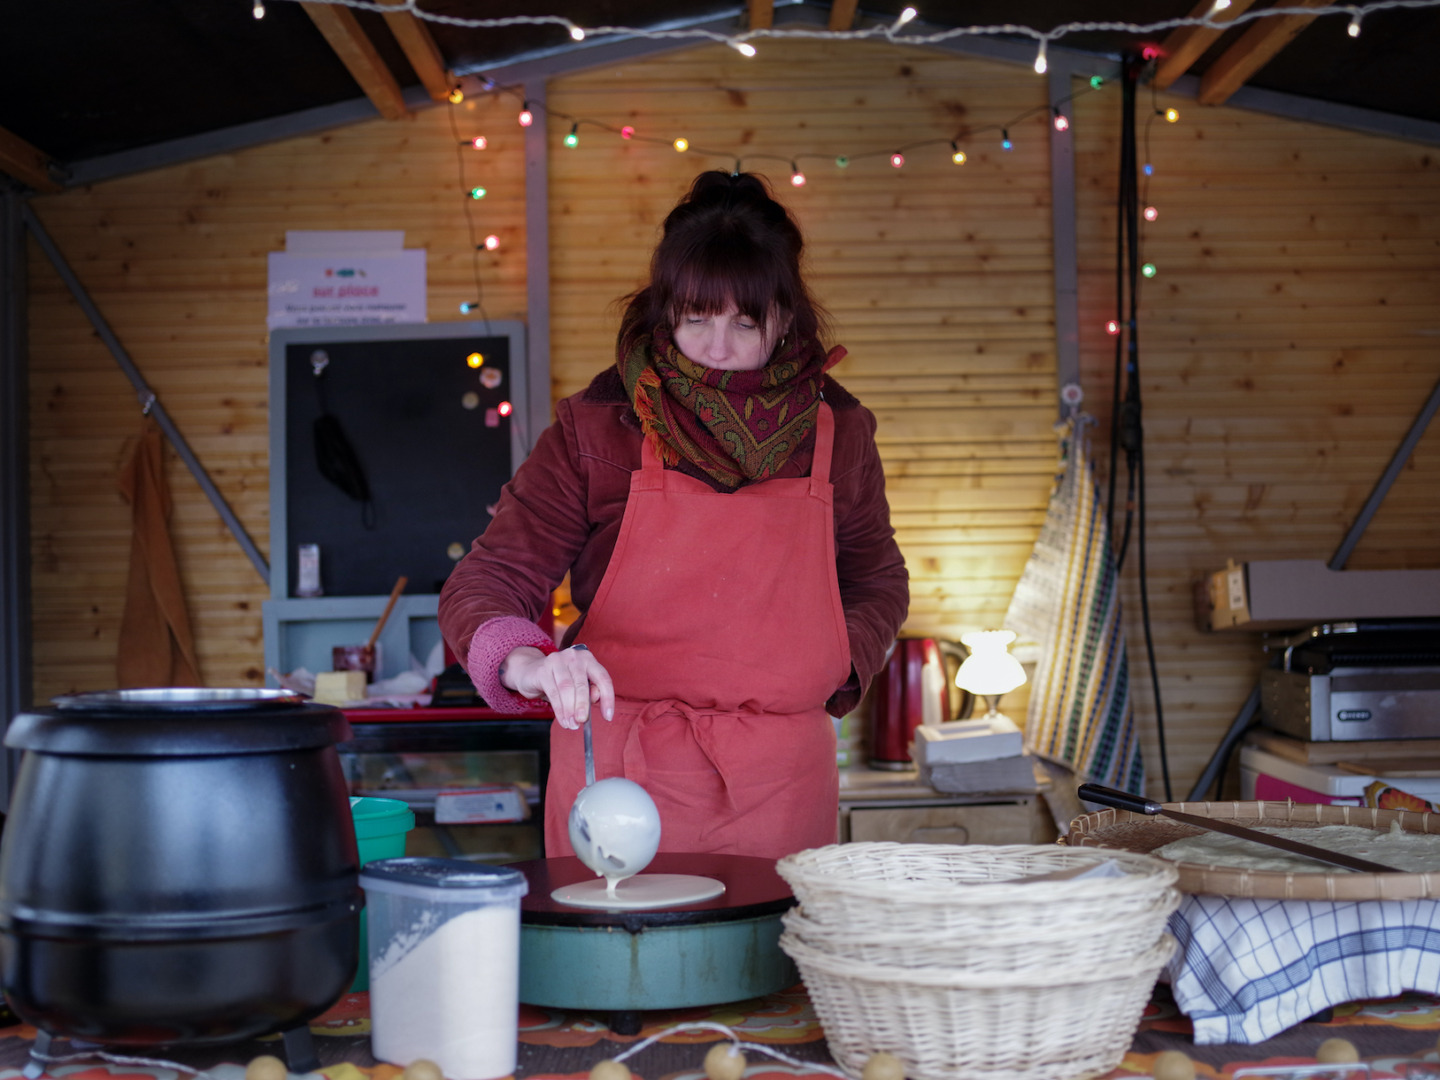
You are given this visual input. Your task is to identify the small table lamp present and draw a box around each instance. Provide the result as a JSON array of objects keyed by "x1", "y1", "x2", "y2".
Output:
[{"x1": 955, "y1": 629, "x2": 1027, "y2": 722}]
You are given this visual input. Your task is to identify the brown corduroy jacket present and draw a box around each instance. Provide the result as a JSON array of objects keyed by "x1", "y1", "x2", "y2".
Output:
[{"x1": 438, "y1": 367, "x2": 909, "y2": 718}]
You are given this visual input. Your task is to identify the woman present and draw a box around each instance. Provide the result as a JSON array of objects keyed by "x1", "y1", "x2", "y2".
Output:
[{"x1": 438, "y1": 170, "x2": 908, "y2": 861}]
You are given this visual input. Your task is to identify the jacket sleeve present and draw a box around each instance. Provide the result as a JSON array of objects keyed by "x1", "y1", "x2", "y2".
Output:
[
  {"x1": 827, "y1": 406, "x2": 909, "y2": 718},
  {"x1": 438, "y1": 400, "x2": 589, "y2": 711}
]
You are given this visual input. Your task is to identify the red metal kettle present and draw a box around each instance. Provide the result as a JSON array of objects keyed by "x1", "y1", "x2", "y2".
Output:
[{"x1": 869, "y1": 637, "x2": 972, "y2": 769}]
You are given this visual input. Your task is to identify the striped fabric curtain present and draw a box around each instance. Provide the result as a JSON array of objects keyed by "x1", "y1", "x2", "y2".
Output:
[{"x1": 1004, "y1": 416, "x2": 1145, "y2": 794}]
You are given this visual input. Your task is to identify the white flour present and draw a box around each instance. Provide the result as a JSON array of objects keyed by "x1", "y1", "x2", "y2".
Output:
[{"x1": 369, "y1": 903, "x2": 519, "y2": 1079}]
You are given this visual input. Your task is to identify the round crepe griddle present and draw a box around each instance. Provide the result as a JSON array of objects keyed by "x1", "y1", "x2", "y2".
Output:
[
  {"x1": 1067, "y1": 799, "x2": 1440, "y2": 900},
  {"x1": 513, "y1": 853, "x2": 798, "y2": 1022}
]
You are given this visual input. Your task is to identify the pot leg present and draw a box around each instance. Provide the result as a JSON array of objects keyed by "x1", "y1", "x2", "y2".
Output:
[
  {"x1": 23, "y1": 1030, "x2": 54, "y2": 1080},
  {"x1": 282, "y1": 1025, "x2": 321, "y2": 1073}
]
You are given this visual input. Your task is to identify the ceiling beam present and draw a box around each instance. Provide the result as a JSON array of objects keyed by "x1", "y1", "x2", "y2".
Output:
[
  {"x1": 300, "y1": 1, "x2": 409, "y2": 120},
  {"x1": 1197, "y1": 0, "x2": 1329, "y2": 105},
  {"x1": 828, "y1": 0, "x2": 859, "y2": 31},
  {"x1": 380, "y1": 3, "x2": 454, "y2": 102},
  {"x1": 748, "y1": 0, "x2": 774, "y2": 30},
  {"x1": 1152, "y1": 0, "x2": 1258, "y2": 91},
  {"x1": 0, "y1": 127, "x2": 61, "y2": 193}
]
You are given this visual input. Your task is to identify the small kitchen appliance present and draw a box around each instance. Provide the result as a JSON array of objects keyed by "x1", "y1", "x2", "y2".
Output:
[
  {"x1": 1259, "y1": 618, "x2": 1440, "y2": 741},
  {"x1": 0, "y1": 688, "x2": 361, "y2": 1073},
  {"x1": 869, "y1": 638, "x2": 970, "y2": 768},
  {"x1": 516, "y1": 852, "x2": 796, "y2": 1035}
]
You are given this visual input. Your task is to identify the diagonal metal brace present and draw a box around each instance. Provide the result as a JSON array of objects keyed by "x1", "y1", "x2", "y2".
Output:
[{"x1": 21, "y1": 204, "x2": 270, "y2": 584}]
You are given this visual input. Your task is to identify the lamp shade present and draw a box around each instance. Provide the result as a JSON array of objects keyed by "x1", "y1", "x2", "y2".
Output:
[{"x1": 955, "y1": 629, "x2": 1027, "y2": 696}]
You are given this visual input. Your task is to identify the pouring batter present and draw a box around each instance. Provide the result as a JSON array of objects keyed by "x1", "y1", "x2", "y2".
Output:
[{"x1": 439, "y1": 170, "x2": 909, "y2": 861}]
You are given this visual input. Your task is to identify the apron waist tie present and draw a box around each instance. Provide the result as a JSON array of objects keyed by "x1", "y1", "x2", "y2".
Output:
[{"x1": 620, "y1": 699, "x2": 741, "y2": 811}]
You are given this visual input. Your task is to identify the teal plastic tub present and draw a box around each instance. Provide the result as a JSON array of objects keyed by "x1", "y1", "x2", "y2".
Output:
[{"x1": 349, "y1": 797, "x2": 416, "y2": 991}]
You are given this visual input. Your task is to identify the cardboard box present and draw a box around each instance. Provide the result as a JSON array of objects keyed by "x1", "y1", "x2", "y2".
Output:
[
  {"x1": 912, "y1": 715, "x2": 1023, "y2": 765},
  {"x1": 434, "y1": 784, "x2": 530, "y2": 824},
  {"x1": 1196, "y1": 558, "x2": 1440, "y2": 632}
]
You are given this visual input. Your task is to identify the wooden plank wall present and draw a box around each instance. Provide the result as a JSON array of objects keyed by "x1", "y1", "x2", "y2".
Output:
[
  {"x1": 23, "y1": 38, "x2": 1440, "y2": 798},
  {"x1": 1072, "y1": 82, "x2": 1440, "y2": 795},
  {"x1": 26, "y1": 92, "x2": 528, "y2": 697},
  {"x1": 547, "y1": 41, "x2": 1060, "y2": 678}
]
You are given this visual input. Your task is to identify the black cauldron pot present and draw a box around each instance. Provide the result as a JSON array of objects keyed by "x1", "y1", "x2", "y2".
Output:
[{"x1": 0, "y1": 689, "x2": 362, "y2": 1047}]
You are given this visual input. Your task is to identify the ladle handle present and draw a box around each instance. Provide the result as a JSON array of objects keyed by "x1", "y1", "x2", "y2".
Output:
[{"x1": 583, "y1": 715, "x2": 595, "y2": 787}]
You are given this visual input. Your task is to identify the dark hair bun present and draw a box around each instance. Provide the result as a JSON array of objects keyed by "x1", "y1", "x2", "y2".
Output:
[{"x1": 678, "y1": 171, "x2": 783, "y2": 221}]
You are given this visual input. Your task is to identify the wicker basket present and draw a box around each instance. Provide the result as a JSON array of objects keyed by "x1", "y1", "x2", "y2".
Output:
[
  {"x1": 781, "y1": 931, "x2": 1175, "y2": 1080},
  {"x1": 781, "y1": 900, "x2": 1168, "y2": 973},
  {"x1": 776, "y1": 843, "x2": 1179, "y2": 949}
]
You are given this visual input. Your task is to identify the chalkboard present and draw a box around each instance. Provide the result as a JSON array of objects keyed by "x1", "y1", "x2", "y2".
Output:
[{"x1": 268, "y1": 322, "x2": 527, "y2": 599}]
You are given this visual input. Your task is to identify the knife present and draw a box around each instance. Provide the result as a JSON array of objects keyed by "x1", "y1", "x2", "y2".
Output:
[{"x1": 1077, "y1": 783, "x2": 1400, "y2": 874}]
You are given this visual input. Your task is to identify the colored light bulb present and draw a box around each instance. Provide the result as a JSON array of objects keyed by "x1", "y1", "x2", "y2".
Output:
[
  {"x1": 484, "y1": 234, "x2": 500, "y2": 251},
  {"x1": 1141, "y1": 263, "x2": 1157, "y2": 278},
  {"x1": 835, "y1": 156, "x2": 849, "y2": 168},
  {"x1": 1165, "y1": 108, "x2": 1180, "y2": 123},
  {"x1": 448, "y1": 88, "x2": 465, "y2": 104},
  {"x1": 518, "y1": 108, "x2": 533, "y2": 127},
  {"x1": 564, "y1": 124, "x2": 579, "y2": 148},
  {"x1": 674, "y1": 137, "x2": 689, "y2": 152},
  {"x1": 1106, "y1": 320, "x2": 1121, "y2": 336},
  {"x1": 791, "y1": 169, "x2": 806, "y2": 187},
  {"x1": 1143, "y1": 163, "x2": 1154, "y2": 176},
  {"x1": 569, "y1": 24, "x2": 585, "y2": 40},
  {"x1": 620, "y1": 125, "x2": 635, "y2": 140},
  {"x1": 1053, "y1": 112, "x2": 1069, "y2": 132},
  {"x1": 1143, "y1": 206, "x2": 1158, "y2": 222},
  {"x1": 890, "y1": 152, "x2": 904, "y2": 168},
  {"x1": 467, "y1": 353, "x2": 485, "y2": 369},
  {"x1": 498, "y1": 400, "x2": 513, "y2": 417},
  {"x1": 470, "y1": 187, "x2": 486, "y2": 200},
  {"x1": 470, "y1": 136, "x2": 487, "y2": 150},
  {"x1": 460, "y1": 302, "x2": 476, "y2": 314},
  {"x1": 1090, "y1": 75, "x2": 1104, "y2": 89}
]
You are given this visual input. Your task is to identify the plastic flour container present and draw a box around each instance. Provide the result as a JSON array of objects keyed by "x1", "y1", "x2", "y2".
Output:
[{"x1": 360, "y1": 857, "x2": 529, "y2": 1080}]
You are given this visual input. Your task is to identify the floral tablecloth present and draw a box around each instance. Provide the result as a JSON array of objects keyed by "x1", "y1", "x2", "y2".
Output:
[{"x1": 4, "y1": 983, "x2": 1440, "y2": 1080}]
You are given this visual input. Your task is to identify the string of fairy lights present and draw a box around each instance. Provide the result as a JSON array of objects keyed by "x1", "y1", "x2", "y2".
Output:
[{"x1": 250, "y1": 0, "x2": 1440, "y2": 317}]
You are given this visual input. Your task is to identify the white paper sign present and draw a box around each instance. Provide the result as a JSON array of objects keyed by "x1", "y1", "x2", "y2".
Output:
[{"x1": 267, "y1": 247, "x2": 426, "y2": 328}]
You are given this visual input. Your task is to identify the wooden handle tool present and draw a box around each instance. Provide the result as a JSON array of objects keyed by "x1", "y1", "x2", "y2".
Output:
[{"x1": 365, "y1": 576, "x2": 408, "y2": 649}]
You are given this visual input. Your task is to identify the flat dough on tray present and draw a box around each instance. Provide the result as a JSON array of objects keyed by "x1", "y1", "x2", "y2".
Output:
[
  {"x1": 1066, "y1": 800, "x2": 1440, "y2": 900},
  {"x1": 1156, "y1": 821, "x2": 1440, "y2": 874}
]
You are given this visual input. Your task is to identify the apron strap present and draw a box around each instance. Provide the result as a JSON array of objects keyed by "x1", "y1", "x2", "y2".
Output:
[{"x1": 809, "y1": 402, "x2": 835, "y2": 493}]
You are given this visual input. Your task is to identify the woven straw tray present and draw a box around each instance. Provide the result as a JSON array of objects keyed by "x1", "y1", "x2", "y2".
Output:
[{"x1": 1067, "y1": 799, "x2": 1440, "y2": 900}]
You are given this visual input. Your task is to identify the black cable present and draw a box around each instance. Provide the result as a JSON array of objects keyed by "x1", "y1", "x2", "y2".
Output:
[{"x1": 1112, "y1": 54, "x2": 1172, "y2": 800}]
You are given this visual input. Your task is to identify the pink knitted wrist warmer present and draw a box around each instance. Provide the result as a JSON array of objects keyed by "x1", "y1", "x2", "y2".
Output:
[{"x1": 465, "y1": 616, "x2": 557, "y2": 713}]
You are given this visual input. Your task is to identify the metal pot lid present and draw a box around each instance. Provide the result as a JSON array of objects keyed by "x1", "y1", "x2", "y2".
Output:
[
  {"x1": 51, "y1": 688, "x2": 306, "y2": 711},
  {"x1": 6, "y1": 689, "x2": 351, "y2": 756}
]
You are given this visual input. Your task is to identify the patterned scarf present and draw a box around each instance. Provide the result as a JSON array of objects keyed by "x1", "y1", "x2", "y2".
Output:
[{"x1": 618, "y1": 325, "x2": 846, "y2": 488}]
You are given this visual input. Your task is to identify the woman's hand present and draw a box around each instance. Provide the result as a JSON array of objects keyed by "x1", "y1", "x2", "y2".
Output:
[{"x1": 499, "y1": 644, "x2": 615, "y2": 730}]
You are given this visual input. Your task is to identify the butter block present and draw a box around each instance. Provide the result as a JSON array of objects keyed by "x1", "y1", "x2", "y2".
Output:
[{"x1": 314, "y1": 669, "x2": 367, "y2": 706}]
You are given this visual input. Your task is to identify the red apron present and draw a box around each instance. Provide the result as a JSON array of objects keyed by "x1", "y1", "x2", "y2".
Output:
[{"x1": 546, "y1": 403, "x2": 852, "y2": 861}]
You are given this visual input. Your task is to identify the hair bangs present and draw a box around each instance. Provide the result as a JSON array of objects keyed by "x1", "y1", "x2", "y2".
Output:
[{"x1": 665, "y1": 232, "x2": 793, "y2": 332}]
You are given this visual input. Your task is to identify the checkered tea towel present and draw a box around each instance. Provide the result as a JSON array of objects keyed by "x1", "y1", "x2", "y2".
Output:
[{"x1": 1167, "y1": 893, "x2": 1440, "y2": 1044}]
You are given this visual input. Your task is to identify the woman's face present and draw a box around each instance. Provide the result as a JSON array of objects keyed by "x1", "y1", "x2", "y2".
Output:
[{"x1": 672, "y1": 303, "x2": 781, "y2": 371}]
